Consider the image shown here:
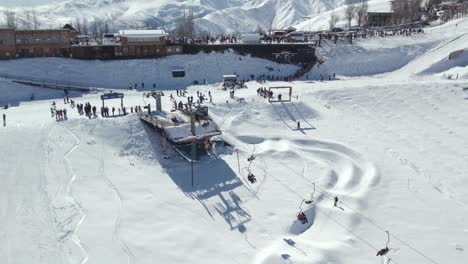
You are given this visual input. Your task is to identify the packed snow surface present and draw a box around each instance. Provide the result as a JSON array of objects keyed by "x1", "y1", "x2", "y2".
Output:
[{"x1": 1, "y1": 16, "x2": 468, "y2": 264}]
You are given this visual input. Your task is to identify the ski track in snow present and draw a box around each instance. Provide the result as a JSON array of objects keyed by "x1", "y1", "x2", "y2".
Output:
[
  {"x1": 61, "y1": 124, "x2": 89, "y2": 264},
  {"x1": 98, "y1": 142, "x2": 134, "y2": 264},
  {"x1": 315, "y1": 82, "x2": 468, "y2": 207}
]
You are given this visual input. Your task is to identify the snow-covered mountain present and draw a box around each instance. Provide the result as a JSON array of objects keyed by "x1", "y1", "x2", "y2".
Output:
[{"x1": 0, "y1": 0, "x2": 347, "y2": 33}]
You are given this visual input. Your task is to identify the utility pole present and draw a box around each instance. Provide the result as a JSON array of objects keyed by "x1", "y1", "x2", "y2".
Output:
[
  {"x1": 190, "y1": 114, "x2": 197, "y2": 187},
  {"x1": 191, "y1": 155, "x2": 194, "y2": 187}
]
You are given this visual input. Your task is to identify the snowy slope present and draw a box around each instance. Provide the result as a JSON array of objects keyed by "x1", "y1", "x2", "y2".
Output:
[
  {"x1": 0, "y1": 52, "x2": 299, "y2": 91},
  {"x1": 298, "y1": 16, "x2": 468, "y2": 81},
  {"x1": 0, "y1": 0, "x2": 347, "y2": 33},
  {"x1": 1, "y1": 14, "x2": 468, "y2": 264},
  {"x1": 294, "y1": 0, "x2": 392, "y2": 32}
]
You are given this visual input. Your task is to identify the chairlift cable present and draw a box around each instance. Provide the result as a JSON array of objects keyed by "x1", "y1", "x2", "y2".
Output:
[
  {"x1": 241, "y1": 148, "x2": 440, "y2": 264},
  {"x1": 235, "y1": 149, "x2": 439, "y2": 264}
]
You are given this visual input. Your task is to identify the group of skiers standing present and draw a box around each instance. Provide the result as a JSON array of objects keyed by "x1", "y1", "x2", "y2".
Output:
[
  {"x1": 50, "y1": 101, "x2": 68, "y2": 121},
  {"x1": 257, "y1": 87, "x2": 274, "y2": 99},
  {"x1": 77, "y1": 102, "x2": 97, "y2": 118},
  {"x1": 55, "y1": 109, "x2": 67, "y2": 121}
]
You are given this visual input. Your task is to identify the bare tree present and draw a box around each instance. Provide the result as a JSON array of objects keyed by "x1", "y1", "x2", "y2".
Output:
[
  {"x1": 176, "y1": 9, "x2": 195, "y2": 38},
  {"x1": 103, "y1": 21, "x2": 110, "y2": 34},
  {"x1": 255, "y1": 25, "x2": 265, "y2": 35},
  {"x1": 391, "y1": 0, "x2": 422, "y2": 25},
  {"x1": 3, "y1": 9, "x2": 16, "y2": 28},
  {"x1": 345, "y1": 0, "x2": 357, "y2": 29},
  {"x1": 188, "y1": 8, "x2": 194, "y2": 38},
  {"x1": 176, "y1": 10, "x2": 186, "y2": 37},
  {"x1": 82, "y1": 18, "x2": 89, "y2": 35},
  {"x1": 75, "y1": 17, "x2": 82, "y2": 34},
  {"x1": 24, "y1": 10, "x2": 31, "y2": 29},
  {"x1": 31, "y1": 9, "x2": 40, "y2": 30},
  {"x1": 329, "y1": 10, "x2": 340, "y2": 30},
  {"x1": 356, "y1": 0, "x2": 369, "y2": 27},
  {"x1": 408, "y1": 0, "x2": 423, "y2": 22}
]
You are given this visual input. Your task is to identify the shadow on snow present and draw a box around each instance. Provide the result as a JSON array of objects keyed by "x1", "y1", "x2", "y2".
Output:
[{"x1": 142, "y1": 124, "x2": 252, "y2": 232}]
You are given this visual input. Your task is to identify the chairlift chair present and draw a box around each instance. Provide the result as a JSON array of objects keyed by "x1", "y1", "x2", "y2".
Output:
[
  {"x1": 305, "y1": 183, "x2": 316, "y2": 204},
  {"x1": 376, "y1": 231, "x2": 391, "y2": 257},
  {"x1": 247, "y1": 155, "x2": 256, "y2": 162},
  {"x1": 247, "y1": 172, "x2": 257, "y2": 183}
]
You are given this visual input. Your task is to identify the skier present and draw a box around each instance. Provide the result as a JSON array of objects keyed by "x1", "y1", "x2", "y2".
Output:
[
  {"x1": 334, "y1": 196, "x2": 339, "y2": 207},
  {"x1": 112, "y1": 107, "x2": 115, "y2": 116},
  {"x1": 63, "y1": 109, "x2": 67, "y2": 120},
  {"x1": 2, "y1": 113, "x2": 5, "y2": 126},
  {"x1": 297, "y1": 121, "x2": 301, "y2": 129}
]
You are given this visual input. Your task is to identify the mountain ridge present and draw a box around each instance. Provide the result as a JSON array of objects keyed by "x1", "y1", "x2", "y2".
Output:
[{"x1": 0, "y1": 0, "x2": 347, "y2": 33}]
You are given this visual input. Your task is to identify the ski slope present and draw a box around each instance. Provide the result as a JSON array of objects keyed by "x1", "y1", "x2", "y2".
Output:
[{"x1": 1, "y1": 16, "x2": 468, "y2": 264}]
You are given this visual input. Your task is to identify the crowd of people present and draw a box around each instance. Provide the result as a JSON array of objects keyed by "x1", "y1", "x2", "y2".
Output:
[
  {"x1": 48, "y1": 91, "x2": 150, "y2": 123},
  {"x1": 77, "y1": 102, "x2": 97, "y2": 118},
  {"x1": 256, "y1": 87, "x2": 273, "y2": 99},
  {"x1": 319, "y1": 26, "x2": 425, "y2": 45},
  {"x1": 171, "y1": 90, "x2": 213, "y2": 112},
  {"x1": 50, "y1": 101, "x2": 68, "y2": 121}
]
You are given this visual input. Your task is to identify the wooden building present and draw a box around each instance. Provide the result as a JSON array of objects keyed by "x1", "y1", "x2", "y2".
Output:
[
  {"x1": 113, "y1": 29, "x2": 182, "y2": 58},
  {"x1": 0, "y1": 28, "x2": 16, "y2": 59},
  {"x1": 0, "y1": 26, "x2": 77, "y2": 59},
  {"x1": 15, "y1": 29, "x2": 77, "y2": 57}
]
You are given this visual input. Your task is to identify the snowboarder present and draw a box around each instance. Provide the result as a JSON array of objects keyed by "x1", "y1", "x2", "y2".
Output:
[{"x1": 334, "y1": 196, "x2": 339, "y2": 207}]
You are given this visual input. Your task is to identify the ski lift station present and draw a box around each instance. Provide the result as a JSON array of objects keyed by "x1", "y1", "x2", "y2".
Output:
[
  {"x1": 140, "y1": 91, "x2": 231, "y2": 161},
  {"x1": 223, "y1": 75, "x2": 240, "y2": 89}
]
